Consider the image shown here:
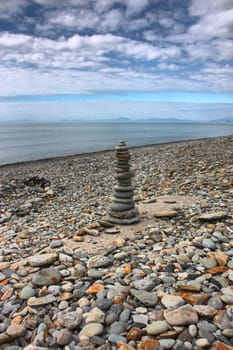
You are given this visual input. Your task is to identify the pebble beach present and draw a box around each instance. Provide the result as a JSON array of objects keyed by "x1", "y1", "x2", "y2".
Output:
[{"x1": 0, "y1": 135, "x2": 233, "y2": 350}]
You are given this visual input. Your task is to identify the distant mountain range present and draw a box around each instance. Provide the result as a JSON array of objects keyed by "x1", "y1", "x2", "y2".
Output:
[{"x1": 1, "y1": 117, "x2": 233, "y2": 123}]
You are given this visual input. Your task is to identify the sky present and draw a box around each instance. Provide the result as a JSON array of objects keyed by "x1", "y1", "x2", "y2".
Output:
[{"x1": 0, "y1": 0, "x2": 233, "y2": 121}]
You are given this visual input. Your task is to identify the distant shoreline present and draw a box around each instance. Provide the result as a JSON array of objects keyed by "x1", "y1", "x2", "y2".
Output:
[
  {"x1": 0, "y1": 120, "x2": 233, "y2": 124},
  {"x1": 1, "y1": 134, "x2": 232, "y2": 169}
]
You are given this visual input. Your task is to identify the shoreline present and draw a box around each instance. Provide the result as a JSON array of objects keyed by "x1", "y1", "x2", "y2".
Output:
[{"x1": 1, "y1": 134, "x2": 232, "y2": 169}]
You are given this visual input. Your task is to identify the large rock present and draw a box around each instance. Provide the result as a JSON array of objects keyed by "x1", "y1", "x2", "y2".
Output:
[
  {"x1": 164, "y1": 304, "x2": 199, "y2": 326},
  {"x1": 32, "y1": 268, "x2": 62, "y2": 286},
  {"x1": 28, "y1": 253, "x2": 58, "y2": 267}
]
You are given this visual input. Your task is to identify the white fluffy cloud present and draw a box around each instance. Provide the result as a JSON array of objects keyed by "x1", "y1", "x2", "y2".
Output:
[{"x1": 0, "y1": 0, "x2": 232, "y2": 98}]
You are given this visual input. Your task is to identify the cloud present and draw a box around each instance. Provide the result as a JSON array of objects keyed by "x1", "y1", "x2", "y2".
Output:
[
  {"x1": 0, "y1": 0, "x2": 232, "y2": 103},
  {"x1": 0, "y1": 0, "x2": 28, "y2": 19},
  {"x1": 0, "y1": 32, "x2": 32, "y2": 47}
]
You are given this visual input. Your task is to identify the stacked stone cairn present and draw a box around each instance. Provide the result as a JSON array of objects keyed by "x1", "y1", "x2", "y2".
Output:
[{"x1": 107, "y1": 140, "x2": 139, "y2": 224}]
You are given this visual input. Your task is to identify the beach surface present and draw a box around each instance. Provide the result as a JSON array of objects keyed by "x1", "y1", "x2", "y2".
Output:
[{"x1": 0, "y1": 136, "x2": 233, "y2": 349}]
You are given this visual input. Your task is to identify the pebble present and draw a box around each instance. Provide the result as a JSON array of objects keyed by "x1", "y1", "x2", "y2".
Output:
[
  {"x1": 164, "y1": 304, "x2": 199, "y2": 326},
  {"x1": 161, "y1": 294, "x2": 185, "y2": 308},
  {"x1": 6, "y1": 324, "x2": 26, "y2": 337},
  {"x1": 27, "y1": 253, "x2": 58, "y2": 267},
  {"x1": 159, "y1": 339, "x2": 176, "y2": 349},
  {"x1": 87, "y1": 255, "x2": 114, "y2": 268},
  {"x1": 146, "y1": 320, "x2": 170, "y2": 335},
  {"x1": 31, "y1": 268, "x2": 62, "y2": 286},
  {"x1": 130, "y1": 289, "x2": 158, "y2": 306},
  {"x1": 20, "y1": 286, "x2": 35, "y2": 300},
  {"x1": 27, "y1": 295, "x2": 57, "y2": 306},
  {"x1": 59, "y1": 311, "x2": 82, "y2": 330},
  {"x1": 56, "y1": 328, "x2": 72, "y2": 346},
  {"x1": 79, "y1": 323, "x2": 104, "y2": 337}
]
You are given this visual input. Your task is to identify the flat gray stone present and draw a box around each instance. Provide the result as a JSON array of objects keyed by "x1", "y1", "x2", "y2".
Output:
[
  {"x1": 28, "y1": 253, "x2": 58, "y2": 267},
  {"x1": 131, "y1": 279, "x2": 156, "y2": 291},
  {"x1": 20, "y1": 286, "x2": 35, "y2": 300},
  {"x1": 32, "y1": 268, "x2": 62, "y2": 286},
  {"x1": 130, "y1": 289, "x2": 158, "y2": 307},
  {"x1": 87, "y1": 255, "x2": 114, "y2": 268},
  {"x1": 198, "y1": 211, "x2": 228, "y2": 221}
]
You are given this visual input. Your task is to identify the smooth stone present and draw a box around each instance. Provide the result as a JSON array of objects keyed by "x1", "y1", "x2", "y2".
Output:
[
  {"x1": 113, "y1": 191, "x2": 134, "y2": 198},
  {"x1": 188, "y1": 324, "x2": 197, "y2": 337},
  {"x1": 111, "y1": 196, "x2": 134, "y2": 204},
  {"x1": 208, "y1": 297, "x2": 224, "y2": 309},
  {"x1": 105, "y1": 312, "x2": 118, "y2": 326},
  {"x1": 104, "y1": 228, "x2": 120, "y2": 234},
  {"x1": 27, "y1": 295, "x2": 56, "y2": 306},
  {"x1": 32, "y1": 268, "x2": 62, "y2": 286},
  {"x1": 200, "y1": 257, "x2": 217, "y2": 269},
  {"x1": 132, "y1": 314, "x2": 148, "y2": 326},
  {"x1": 119, "y1": 309, "x2": 131, "y2": 322},
  {"x1": 194, "y1": 305, "x2": 217, "y2": 317},
  {"x1": 50, "y1": 240, "x2": 63, "y2": 248},
  {"x1": 153, "y1": 210, "x2": 178, "y2": 218},
  {"x1": 109, "y1": 321, "x2": 127, "y2": 335},
  {"x1": 164, "y1": 304, "x2": 198, "y2": 326},
  {"x1": 110, "y1": 202, "x2": 134, "y2": 212},
  {"x1": 95, "y1": 298, "x2": 113, "y2": 310},
  {"x1": 198, "y1": 320, "x2": 217, "y2": 333},
  {"x1": 0, "y1": 272, "x2": 6, "y2": 281},
  {"x1": 56, "y1": 328, "x2": 72, "y2": 346},
  {"x1": 159, "y1": 339, "x2": 176, "y2": 349},
  {"x1": 59, "y1": 253, "x2": 73, "y2": 263},
  {"x1": 6, "y1": 324, "x2": 26, "y2": 337},
  {"x1": 114, "y1": 185, "x2": 135, "y2": 192},
  {"x1": 198, "y1": 211, "x2": 228, "y2": 221},
  {"x1": 195, "y1": 338, "x2": 210, "y2": 348},
  {"x1": 27, "y1": 253, "x2": 58, "y2": 267},
  {"x1": 161, "y1": 294, "x2": 185, "y2": 309},
  {"x1": 85, "y1": 307, "x2": 105, "y2": 324},
  {"x1": 59, "y1": 312, "x2": 82, "y2": 330},
  {"x1": 87, "y1": 255, "x2": 114, "y2": 268},
  {"x1": 79, "y1": 323, "x2": 104, "y2": 337},
  {"x1": 177, "y1": 280, "x2": 201, "y2": 292},
  {"x1": 130, "y1": 289, "x2": 158, "y2": 306},
  {"x1": 20, "y1": 286, "x2": 35, "y2": 300},
  {"x1": 89, "y1": 335, "x2": 105, "y2": 346},
  {"x1": 98, "y1": 220, "x2": 115, "y2": 228},
  {"x1": 131, "y1": 279, "x2": 156, "y2": 291},
  {"x1": 106, "y1": 215, "x2": 140, "y2": 225},
  {"x1": 108, "y1": 207, "x2": 138, "y2": 219},
  {"x1": 213, "y1": 231, "x2": 228, "y2": 242},
  {"x1": 87, "y1": 269, "x2": 104, "y2": 279},
  {"x1": 221, "y1": 294, "x2": 233, "y2": 304},
  {"x1": 202, "y1": 238, "x2": 216, "y2": 250},
  {"x1": 108, "y1": 334, "x2": 127, "y2": 344},
  {"x1": 146, "y1": 320, "x2": 170, "y2": 335}
]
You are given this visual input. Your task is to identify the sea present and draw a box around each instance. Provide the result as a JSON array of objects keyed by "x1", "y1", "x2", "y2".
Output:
[{"x1": 0, "y1": 121, "x2": 233, "y2": 166}]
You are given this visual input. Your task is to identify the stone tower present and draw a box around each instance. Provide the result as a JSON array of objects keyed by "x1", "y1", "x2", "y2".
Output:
[{"x1": 107, "y1": 140, "x2": 139, "y2": 224}]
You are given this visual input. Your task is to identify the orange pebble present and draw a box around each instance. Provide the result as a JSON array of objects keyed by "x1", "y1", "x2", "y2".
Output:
[{"x1": 86, "y1": 284, "x2": 104, "y2": 294}]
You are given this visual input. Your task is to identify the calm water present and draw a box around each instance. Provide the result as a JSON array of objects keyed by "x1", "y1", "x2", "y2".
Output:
[{"x1": 0, "y1": 121, "x2": 233, "y2": 165}]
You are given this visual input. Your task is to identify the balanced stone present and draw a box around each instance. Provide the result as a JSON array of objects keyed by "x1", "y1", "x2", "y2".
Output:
[{"x1": 107, "y1": 140, "x2": 139, "y2": 224}]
